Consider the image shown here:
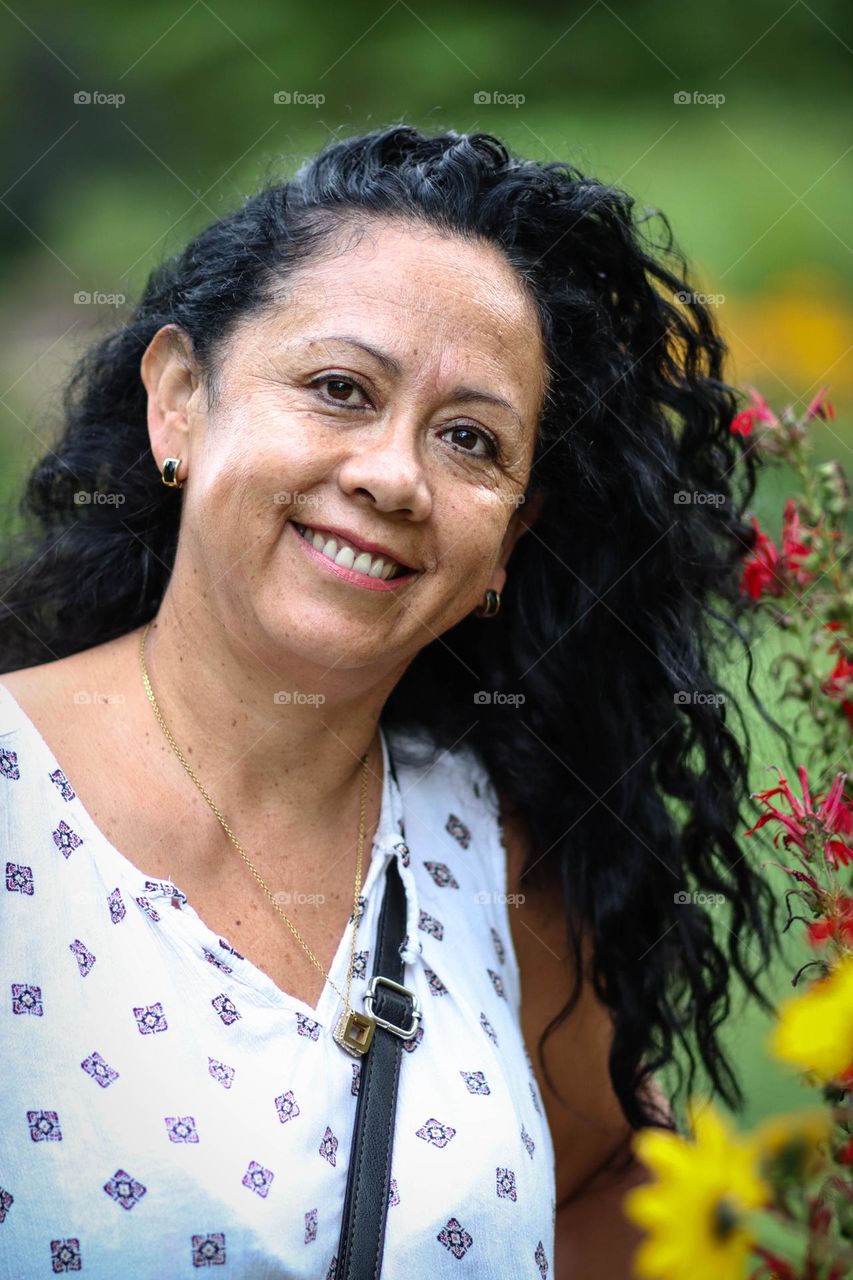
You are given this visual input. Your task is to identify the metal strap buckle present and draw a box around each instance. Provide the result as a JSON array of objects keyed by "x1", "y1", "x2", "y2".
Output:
[{"x1": 363, "y1": 975, "x2": 422, "y2": 1040}]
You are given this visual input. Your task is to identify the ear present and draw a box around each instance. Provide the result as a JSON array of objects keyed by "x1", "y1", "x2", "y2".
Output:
[
  {"x1": 486, "y1": 489, "x2": 545, "y2": 597},
  {"x1": 140, "y1": 324, "x2": 200, "y2": 487}
]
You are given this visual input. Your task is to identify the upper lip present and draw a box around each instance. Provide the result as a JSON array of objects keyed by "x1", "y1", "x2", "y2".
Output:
[{"x1": 292, "y1": 519, "x2": 417, "y2": 572}]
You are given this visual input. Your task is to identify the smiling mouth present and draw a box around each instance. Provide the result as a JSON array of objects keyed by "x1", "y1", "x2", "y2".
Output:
[{"x1": 291, "y1": 521, "x2": 408, "y2": 580}]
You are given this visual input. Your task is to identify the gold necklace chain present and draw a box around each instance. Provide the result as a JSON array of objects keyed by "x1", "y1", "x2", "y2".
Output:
[{"x1": 138, "y1": 620, "x2": 371, "y2": 1023}]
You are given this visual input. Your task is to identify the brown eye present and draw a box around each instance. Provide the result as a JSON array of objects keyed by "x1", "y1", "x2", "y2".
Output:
[
  {"x1": 439, "y1": 425, "x2": 499, "y2": 460},
  {"x1": 311, "y1": 375, "x2": 370, "y2": 407}
]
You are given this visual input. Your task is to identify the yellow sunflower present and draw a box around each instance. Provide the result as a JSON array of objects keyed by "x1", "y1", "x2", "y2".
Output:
[
  {"x1": 623, "y1": 1100, "x2": 770, "y2": 1280},
  {"x1": 749, "y1": 1107, "x2": 833, "y2": 1182},
  {"x1": 769, "y1": 951, "x2": 853, "y2": 1085}
]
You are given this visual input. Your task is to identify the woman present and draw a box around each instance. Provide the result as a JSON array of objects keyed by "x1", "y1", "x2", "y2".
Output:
[{"x1": 0, "y1": 124, "x2": 781, "y2": 1278}]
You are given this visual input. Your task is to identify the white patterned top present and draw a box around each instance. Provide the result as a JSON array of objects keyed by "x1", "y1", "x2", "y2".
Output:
[{"x1": 0, "y1": 680, "x2": 556, "y2": 1278}]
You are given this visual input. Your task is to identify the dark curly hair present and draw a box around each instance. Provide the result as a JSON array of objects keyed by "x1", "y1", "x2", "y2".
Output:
[{"x1": 0, "y1": 123, "x2": 789, "y2": 1167}]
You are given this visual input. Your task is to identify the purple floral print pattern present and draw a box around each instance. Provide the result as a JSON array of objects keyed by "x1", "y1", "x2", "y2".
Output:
[
  {"x1": 423, "y1": 966, "x2": 448, "y2": 997},
  {"x1": 202, "y1": 947, "x2": 232, "y2": 974},
  {"x1": 5, "y1": 862, "x2": 33, "y2": 893},
  {"x1": 319, "y1": 1126, "x2": 338, "y2": 1166},
  {"x1": 418, "y1": 909, "x2": 444, "y2": 939},
  {"x1": 445, "y1": 813, "x2": 471, "y2": 847},
  {"x1": 241, "y1": 1161, "x2": 273, "y2": 1199},
  {"x1": 81, "y1": 1051, "x2": 119, "y2": 1089},
  {"x1": 134, "y1": 1001, "x2": 168, "y2": 1034},
  {"x1": 51, "y1": 820, "x2": 83, "y2": 859},
  {"x1": 28, "y1": 1110, "x2": 62, "y2": 1142},
  {"x1": 480, "y1": 1012, "x2": 498, "y2": 1045},
  {"x1": 460, "y1": 1070, "x2": 490, "y2": 1095},
  {"x1": 191, "y1": 1233, "x2": 225, "y2": 1267},
  {"x1": 274, "y1": 1090, "x2": 300, "y2": 1124},
  {"x1": 11, "y1": 983, "x2": 42, "y2": 1015},
  {"x1": 535, "y1": 1239, "x2": 549, "y2": 1277},
  {"x1": 50, "y1": 1237, "x2": 81, "y2": 1272},
  {"x1": 423, "y1": 861, "x2": 460, "y2": 889},
  {"x1": 107, "y1": 887, "x2": 125, "y2": 923},
  {"x1": 415, "y1": 1117, "x2": 456, "y2": 1148},
  {"x1": 488, "y1": 968, "x2": 506, "y2": 1000},
  {"x1": 0, "y1": 1188, "x2": 13, "y2": 1223},
  {"x1": 49, "y1": 768, "x2": 75, "y2": 801},
  {"x1": 496, "y1": 1168, "x2": 517, "y2": 1201},
  {"x1": 295, "y1": 1012, "x2": 320, "y2": 1040},
  {"x1": 166, "y1": 1115, "x2": 199, "y2": 1143},
  {"x1": 104, "y1": 1169, "x2": 146, "y2": 1210},
  {"x1": 304, "y1": 1209, "x2": 317, "y2": 1244},
  {"x1": 211, "y1": 993, "x2": 240, "y2": 1025},
  {"x1": 490, "y1": 926, "x2": 506, "y2": 964},
  {"x1": 207, "y1": 1057, "x2": 235, "y2": 1089},
  {"x1": 0, "y1": 746, "x2": 20, "y2": 780},
  {"x1": 69, "y1": 939, "x2": 95, "y2": 976},
  {"x1": 437, "y1": 1217, "x2": 473, "y2": 1258}
]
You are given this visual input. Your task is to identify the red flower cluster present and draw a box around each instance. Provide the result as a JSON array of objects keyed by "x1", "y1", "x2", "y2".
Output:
[
  {"x1": 739, "y1": 499, "x2": 824, "y2": 600},
  {"x1": 744, "y1": 766, "x2": 853, "y2": 953},
  {"x1": 821, "y1": 621, "x2": 853, "y2": 732},
  {"x1": 730, "y1": 385, "x2": 835, "y2": 437}
]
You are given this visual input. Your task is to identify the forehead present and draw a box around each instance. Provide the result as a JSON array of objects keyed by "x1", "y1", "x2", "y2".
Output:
[{"x1": 248, "y1": 219, "x2": 547, "y2": 416}]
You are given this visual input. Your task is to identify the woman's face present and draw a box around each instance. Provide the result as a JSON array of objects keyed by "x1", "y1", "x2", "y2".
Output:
[{"x1": 145, "y1": 218, "x2": 547, "y2": 678}]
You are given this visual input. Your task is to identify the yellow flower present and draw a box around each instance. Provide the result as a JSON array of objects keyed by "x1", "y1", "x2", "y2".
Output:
[
  {"x1": 623, "y1": 1100, "x2": 769, "y2": 1280},
  {"x1": 769, "y1": 952, "x2": 853, "y2": 1085},
  {"x1": 750, "y1": 1107, "x2": 833, "y2": 1181}
]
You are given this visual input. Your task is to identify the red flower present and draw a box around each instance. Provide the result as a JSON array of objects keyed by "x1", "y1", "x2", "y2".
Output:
[
  {"x1": 807, "y1": 893, "x2": 853, "y2": 947},
  {"x1": 821, "y1": 625, "x2": 853, "y2": 731},
  {"x1": 729, "y1": 386, "x2": 779, "y2": 437},
  {"x1": 780, "y1": 498, "x2": 817, "y2": 587},
  {"x1": 743, "y1": 766, "x2": 853, "y2": 866},
  {"x1": 838, "y1": 1133, "x2": 853, "y2": 1165},
  {"x1": 804, "y1": 385, "x2": 835, "y2": 422},
  {"x1": 739, "y1": 516, "x2": 784, "y2": 600}
]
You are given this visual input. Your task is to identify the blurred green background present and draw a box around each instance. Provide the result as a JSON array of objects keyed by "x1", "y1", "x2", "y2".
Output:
[{"x1": 1, "y1": 1, "x2": 850, "y2": 1132}]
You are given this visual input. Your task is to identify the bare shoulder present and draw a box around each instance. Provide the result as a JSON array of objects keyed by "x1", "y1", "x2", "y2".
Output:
[
  {"x1": 499, "y1": 792, "x2": 638, "y2": 1208},
  {"x1": 0, "y1": 637, "x2": 135, "y2": 749}
]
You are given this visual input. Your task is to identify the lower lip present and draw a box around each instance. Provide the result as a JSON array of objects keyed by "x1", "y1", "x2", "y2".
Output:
[{"x1": 289, "y1": 521, "x2": 418, "y2": 591}]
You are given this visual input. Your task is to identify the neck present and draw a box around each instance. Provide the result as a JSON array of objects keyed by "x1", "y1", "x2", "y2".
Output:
[{"x1": 116, "y1": 593, "x2": 406, "y2": 845}]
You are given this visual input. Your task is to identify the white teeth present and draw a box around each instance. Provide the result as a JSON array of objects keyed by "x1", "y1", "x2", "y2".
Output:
[{"x1": 294, "y1": 522, "x2": 403, "y2": 580}]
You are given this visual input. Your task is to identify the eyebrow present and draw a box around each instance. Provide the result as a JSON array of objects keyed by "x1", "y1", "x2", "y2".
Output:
[{"x1": 302, "y1": 334, "x2": 524, "y2": 429}]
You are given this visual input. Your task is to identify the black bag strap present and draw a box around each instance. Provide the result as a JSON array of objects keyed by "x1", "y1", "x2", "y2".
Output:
[{"x1": 335, "y1": 753, "x2": 417, "y2": 1278}]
